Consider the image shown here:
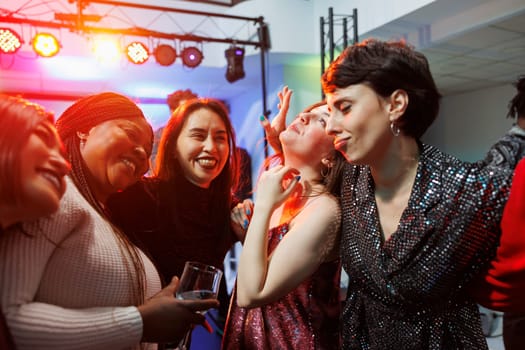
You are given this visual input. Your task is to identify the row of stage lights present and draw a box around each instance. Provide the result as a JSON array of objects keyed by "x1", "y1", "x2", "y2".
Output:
[
  {"x1": 1, "y1": 28, "x2": 60, "y2": 58},
  {"x1": 1, "y1": 27, "x2": 203, "y2": 68},
  {"x1": 0, "y1": 27, "x2": 246, "y2": 82}
]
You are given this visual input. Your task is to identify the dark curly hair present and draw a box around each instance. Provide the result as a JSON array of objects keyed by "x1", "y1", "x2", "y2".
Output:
[
  {"x1": 507, "y1": 75, "x2": 525, "y2": 120},
  {"x1": 166, "y1": 89, "x2": 198, "y2": 112}
]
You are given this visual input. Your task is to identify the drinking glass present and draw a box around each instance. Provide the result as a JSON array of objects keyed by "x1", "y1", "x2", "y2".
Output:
[{"x1": 175, "y1": 261, "x2": 223, "y2": 350}]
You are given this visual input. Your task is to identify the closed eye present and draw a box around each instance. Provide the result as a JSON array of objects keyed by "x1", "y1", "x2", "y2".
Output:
[
  {"x1": 190, "y1": 132, "x2": 206, "y2": 141},
  {"x1": 214, "y1": 133, "x2": 228, "y2": 142},
  {"x1": 123, "y1": 127, "x2": 142, "y2": 144},
  {"x1": 35, "y1": 124, "x2": 55, "y2": 148},
  {"x1": 339, "y1": 102, "x2": 352, "y2": 114}
]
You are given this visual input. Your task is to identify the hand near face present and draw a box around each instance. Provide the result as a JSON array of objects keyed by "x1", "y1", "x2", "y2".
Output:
[
  {"x1": 254, "y1": 165, "x2": 300, "y2": 212},
  {"x1": 260, "y1": 86, "x2": 292, "y2": 154},
  {"x1": 138, "y1": 276, "x2": 219, "y2": 343}
]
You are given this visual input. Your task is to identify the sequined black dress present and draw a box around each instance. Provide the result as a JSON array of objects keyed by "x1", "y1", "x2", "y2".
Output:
[
  {"x1": 222, "y1": 223, "x2": 341, "y2": 350},
  {"x1": 340, "y1": 144, "x2": 512, "y2": 349}
]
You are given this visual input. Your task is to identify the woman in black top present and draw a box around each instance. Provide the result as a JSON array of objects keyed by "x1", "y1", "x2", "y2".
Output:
[{"x1": 108, "y1": 99, "x2": 245, "y2": 340}]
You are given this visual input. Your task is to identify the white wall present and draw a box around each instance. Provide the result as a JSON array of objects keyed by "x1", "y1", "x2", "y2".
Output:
[
  {"x1": 229, "y1": 0, "x2": 436, "y2": 55},
  {"x1": 423, "y1": 83, "x2": 516, "y2": 162}
]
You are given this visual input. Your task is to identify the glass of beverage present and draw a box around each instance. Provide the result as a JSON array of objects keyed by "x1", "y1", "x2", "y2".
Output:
[{"x1": 175, "y1": 261, "x2": 223, "y2": 350}]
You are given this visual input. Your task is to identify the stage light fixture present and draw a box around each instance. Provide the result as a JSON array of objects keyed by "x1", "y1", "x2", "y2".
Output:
[
  {"x1": 154, "y1": 44, "x2": 177, "y2": 66},
  {"x1": 0, "y1": 28, "x2": 22, "y2": 54},
  {"x1": 225, "y1": 46, "x2": 245, "y2": 83},
  {"x1": 126, "y1": 41, "x2": 149, "y2": 64},
  {"x1": 32, "y1": 33, "x2": 60, "y2": 57},
  {"x1": 181, "y1": 46, "x2": 203, "y2": 68}
]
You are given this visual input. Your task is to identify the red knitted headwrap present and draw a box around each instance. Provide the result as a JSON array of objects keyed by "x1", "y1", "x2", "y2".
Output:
[{"x1": 56, "y1": 92, "x2": 146, "y2": 141}]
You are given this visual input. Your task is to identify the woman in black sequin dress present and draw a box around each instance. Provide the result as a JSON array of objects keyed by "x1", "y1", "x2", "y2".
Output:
[{"x1": 317, "y1": 39, "x2": 513, "y2": 349}]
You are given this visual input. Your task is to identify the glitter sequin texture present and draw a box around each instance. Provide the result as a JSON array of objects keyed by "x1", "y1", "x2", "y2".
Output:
[
  {"x1": 340, "y1": 144, "x2": 512, "y2": 350},
  {"x1": 222, "y1": 223, "x2": 342, "y2": 349}
]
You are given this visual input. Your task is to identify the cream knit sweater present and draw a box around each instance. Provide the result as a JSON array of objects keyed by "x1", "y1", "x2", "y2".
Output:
[{"x1": 0, "y1": 177, "x2": 161, "y2": 350}]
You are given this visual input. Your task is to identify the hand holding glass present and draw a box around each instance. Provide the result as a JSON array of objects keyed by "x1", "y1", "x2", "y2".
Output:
[
  {"x1": 177, "y1": 261, "x2": 223, "y2": 301},
  {"x1": 175, "y1": 261, "x2": 223, "y2": 350}
]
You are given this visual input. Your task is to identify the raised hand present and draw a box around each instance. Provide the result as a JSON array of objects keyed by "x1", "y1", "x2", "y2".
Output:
[
  {"x1": 255, "y1": 165, "x2": 300, "y2": 212},
  {"x1": 260, "y1": 86, "x2": 293, "y2": 154}
]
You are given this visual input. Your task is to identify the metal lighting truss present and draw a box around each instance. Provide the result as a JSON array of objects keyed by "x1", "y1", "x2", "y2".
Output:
[
  {"x1": 320, "y1": 7, "x2": 358, "y2": 97},
  {"x1": 0, "y1": 0, "x2": 271, "y2": 117}
]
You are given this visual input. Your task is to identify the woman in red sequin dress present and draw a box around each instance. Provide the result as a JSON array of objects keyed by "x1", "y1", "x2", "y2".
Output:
[{"x1": 223, "y1": 88, "x2": 346, "y2": 349}]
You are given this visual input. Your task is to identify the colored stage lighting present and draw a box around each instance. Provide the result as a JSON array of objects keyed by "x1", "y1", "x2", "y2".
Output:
[
  {"x1": 126, "y1": 41, "x2": 149, "y2": 64},
  {"x1": 154, "y1": 44, "x2": 177, "y2": 66},
  {"x1": 32, "y1": 33, "x2": 60, "y2": 57},
  {"x1": 92, "y1": 37, "x2": 121, "y2": 62},
  {"x1": 0, "y1": 28, "x2": 22, "y2": 54},
  {"x1": 181, "y1": 46, "x2": 203, "y2": 68}
]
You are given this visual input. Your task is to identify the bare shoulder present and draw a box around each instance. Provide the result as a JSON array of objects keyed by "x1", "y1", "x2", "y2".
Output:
[{"x1": 303, "y1": 193, "x2": 341, "y2": 219}]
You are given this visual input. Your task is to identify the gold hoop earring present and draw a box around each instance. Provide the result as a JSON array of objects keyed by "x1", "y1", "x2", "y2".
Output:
[{"x1": 390, "y1": 122, "x2": 400, "y2": 137}]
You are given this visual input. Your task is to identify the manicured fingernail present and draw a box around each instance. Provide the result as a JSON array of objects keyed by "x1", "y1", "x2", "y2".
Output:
[
  {"x1": 243, "y1": 219, "x2": 248, "y2": 229},
  {"x1": 246, "y1": 208, "x2": 251, "y2": 216},
  {"x1": 259, "y1": 115, "x2": 266, "y2": 122},
  {"x1": 203, "y1": 320, "x2": 213, "y2": 333},
  {"x1": 295, "y1": 175, "x2": 301, "y2": 181}
]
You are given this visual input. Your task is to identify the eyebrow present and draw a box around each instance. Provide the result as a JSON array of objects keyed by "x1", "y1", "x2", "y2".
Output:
[
  {"x1": 38, "y1": 123, "x2": 66, "y2": 152},
  {"x1": 330, "y1": 97, "x2": 344, "y2": 108}
]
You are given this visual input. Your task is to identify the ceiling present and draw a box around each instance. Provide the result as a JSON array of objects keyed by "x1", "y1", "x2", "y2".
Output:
[
  {"x1": 362, "y1": 1, "x2": 525, "y2": 96},
  {"x1": 424, "y1": 12, "x2": 525, "y2": 95}
]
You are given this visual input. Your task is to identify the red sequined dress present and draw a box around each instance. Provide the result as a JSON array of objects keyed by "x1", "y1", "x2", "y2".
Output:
[{"x1": 222, "y1": 222, "x2": 341, "y2": 350}]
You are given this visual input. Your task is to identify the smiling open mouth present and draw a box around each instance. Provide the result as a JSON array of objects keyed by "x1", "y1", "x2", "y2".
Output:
[
  {"x1": 197, "y1": 158, "x2": 217, "y2": 168},
  {"x1": 39, "y1": 170, "x2": 62, "y2": 192}
]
